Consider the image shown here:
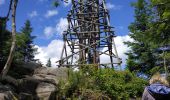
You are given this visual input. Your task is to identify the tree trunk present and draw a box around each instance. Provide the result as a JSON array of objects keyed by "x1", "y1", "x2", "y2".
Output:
[{"x1": 1, "y1": 0, "x2": 18, "y2": 77}]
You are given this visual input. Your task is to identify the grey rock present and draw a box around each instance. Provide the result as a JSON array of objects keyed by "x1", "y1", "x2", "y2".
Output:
[
  {"x1": 36, "y1": 82, "x2": 57, "y2": 100},
  {"x1": 34, "y1": 67, "x2": 68, "y2": 81},
  {"x1": 0, "y1": 84, "x2": 17, "y2": 100},
  {"x1": 18, "y1": 62, "x2": 42, "y2": 71},
  {"x1": 19, "y1": 92, "x2": 33, "y2": 100},
  {"x1": 32, "y1": 74, "x2": 59, "y2": 85}
]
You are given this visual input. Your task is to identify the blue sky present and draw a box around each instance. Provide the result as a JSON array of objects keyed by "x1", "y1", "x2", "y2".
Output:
[{"x1": 0, "y1": 0, "x2": 136, "y2": 67}]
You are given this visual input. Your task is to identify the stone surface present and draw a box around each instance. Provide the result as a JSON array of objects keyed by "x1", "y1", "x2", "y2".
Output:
[
  {"x1": 17, "y1": 62, "x2": 42, "y2": 71},
  {"x1": 18, "y1": 77, "x2": 58, "y2": 100},
  {"x1": 9, "y1": 62, "x2": 42, "y2": 79},
  {"x1": 16, "y1": 67, "x2": 69, "y2": 99},
  {"x1": 19, "y1": 93, "x2": 33, "y2": 100},
  {"x1": 36, "y1": 82, "x2": 57, "y2": 100},
  {"x1": 0, "y1": 84, "x2": 17, "y2": 100},
  {"x1": 32, "y1": 74, "x2": 59, "y2": 85},
  {"x1": 18, "y1": 77, "x2": 40, "y2": 94},
  {"x1": 34, "y1": 67, "x2": 68, "y2": 78},
  {"x1": 33, "y1": 67, "x2": 69, "y2": 85},
  {"x1": 1, "y1": 63, "x2": 69, "y2": 100}
]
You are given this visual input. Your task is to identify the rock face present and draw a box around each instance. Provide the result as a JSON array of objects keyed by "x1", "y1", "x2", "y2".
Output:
[
  {"x1": 20, "y1": 67, "x2": 68, "y2": 100},
  {"x1": 36, "y1": 82, "x2": 57, "y2": 100},
  {"x1": 8, "y1": 62, "x2": 42, "y2": 79},
  {"x1": 0, "y1": 84, "x2": 17, "y2": 100},
  {"x1": 0, "y1": 62, "x2": 69, "y2": 100},
  {"x1": 33, "y1": 67, "x2": 68, "y2": 85},
  {"x1": 19, "y1": 62, "x2": 42, "y2": 71}
]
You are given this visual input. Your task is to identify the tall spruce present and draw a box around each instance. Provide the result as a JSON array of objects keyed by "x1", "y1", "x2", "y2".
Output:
[
  {"x1": 125, "y1": 0, "x2": 156, "y2": 75},
  {"x1": 149, "y1": 0, "x2": 170, "y2": 73},
  {"x1": 149, "y1": 0, "x2": 170, "y2": 46},
  {"x1": 20, "y1": 20, "x2": 37, "y2": 62},
  {"x1": 46, "y1": 58, "x2": 52, "y2": 67}
]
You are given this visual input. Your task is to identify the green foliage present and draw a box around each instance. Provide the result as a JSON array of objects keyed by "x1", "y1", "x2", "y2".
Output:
[
  {"x1": 0, "y1": 30, "x2": 11, "y2": 68},
  {"x1": 125, "y1": 0, "x2": 157, "y2": 75},
  {"x1": 15, "y1": 20, "x2": 37, "y2": 62},
  {"x1": 58, "y1": 66, "x2": 147, "y2": 99},
  {"x1": 46, "y1": 58, "x2": 52, "y2": 67},
  {"x1": 0, "y1": 17, "x2": 11, "y2": 68},
  {"x1": 125, "y1": 0, "x2": 170, "y2": 75},
  {"x1": 95, "y1": 69, "x2": 147, "y2": 99},
  {"x1": 0, "y1": 19, "x2": 37, "y2": 70},
  {"x1": 149, "y1": 66, "x2": 165, "y2": 76},
  {"x1": 149, "y1": 0, "x2": 170, "y2": 72},
  {"x1": 150, "y1": 0, "x2": 170, "y2": 45}
]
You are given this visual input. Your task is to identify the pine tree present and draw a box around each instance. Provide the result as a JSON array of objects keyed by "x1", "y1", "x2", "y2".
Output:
[
  {"x1": 46, "y1": 58, "x2": 52, "y2": 67},
  {"x1": 19, "y1": 20, "x2": 37, "y2": 62},
  {"x1": 125, "y1": 0, "x2": 156, "y2": 75}
]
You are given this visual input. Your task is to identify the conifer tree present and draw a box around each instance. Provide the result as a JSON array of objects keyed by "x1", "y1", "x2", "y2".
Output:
[
  {"x1": 149, "y1": 0, "x2": 170, "y2": 46},
  {"x1": 148, "y1": 0, "x2": 170, "y2": 73},
  {"x1": 19, "y1": 20, "x2": 37, "y2": 62},
  {"x1": 46, "y1": 58, "x2": 52, "y2": 67},
  {"x1": 125, "y1": 0, "x2": 156, "y2": 74}
]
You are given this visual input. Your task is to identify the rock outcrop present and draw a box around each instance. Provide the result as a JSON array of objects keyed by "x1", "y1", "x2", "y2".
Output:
[
  {"x1": 0, "y1": 62, "x2": 69, "y2": 100},
  {"x1": 0, "y1": 83, "x2": 17, "y2": 100}
]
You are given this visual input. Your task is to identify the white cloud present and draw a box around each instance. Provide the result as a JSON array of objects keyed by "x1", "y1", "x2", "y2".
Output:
[
  {"x1": 100, "y1": 35, "x2": 133, "y2": 68},
  {"x1": 35, "y1": 40, "x2": 64, "y2": 67},
  {"x1": 56, "y1": 18, "x2": 68, "y2": 35},
  {"x1": 45, "y1": 10, "x2": 58, "y2": 18},
  {"x1": 44, "y1": 26, "x2": 55, "y2": 38},
  {"x1": 106, "y1": 3, "x2": 122, "y2": 10},
  {"x1": 0, "y1": 0, "x2": 5, "y2": 5},
  {"x1": 35, "y1": 35, "x2": 133, "y2": 68},
  {"x1": 115, "y1": 35, "x2": 133, "y2": 66},
  {"x1": 28, "y1": 11, "x2": 38, "y2": 18},
  {"x1": 43, "y1": 18, "x2": 68, "y2": 38}
]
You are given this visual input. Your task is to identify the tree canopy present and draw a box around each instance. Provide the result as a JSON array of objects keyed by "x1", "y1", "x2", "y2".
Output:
[{"x1": 125, "y1": 0, "x2": 170, "y2": 76}]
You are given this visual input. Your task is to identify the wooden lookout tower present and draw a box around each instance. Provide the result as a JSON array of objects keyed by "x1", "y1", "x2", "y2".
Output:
[{"x1": 57, "y1": 0, "x2": 121, "y2": 68}]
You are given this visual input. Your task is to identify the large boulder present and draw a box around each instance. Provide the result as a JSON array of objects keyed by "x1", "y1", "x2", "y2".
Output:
[
  {"x1": 34, "y1": 67, "x2": 68, "y2": 78},
  {"x1": 17, "y1": 67, "x2": 69, "y2": 100},
  {"x1": 33, "y1": 67, "x2": 69, "y2": 85},
  {"x1": 9, "y1": 62, "x2": 42, "y2": 79},
  {"x1": 18, "y1": 77, "x2": 58, "y2": 100},
  {"x1": 36, "y1": 82, "x2": 57, "y2": 100},
  {"x1": 5, "y1": 62, "x2": 69, "y2": 100},
  {"x1": 19, "y1": 62, "x2": 42, "y2": 71},
  {"x1": 0, "y1": 83, "x2": 18, "y2": 100},
  {"x1": 19, "y1": 93, "x2": 33, "y2": 100}
]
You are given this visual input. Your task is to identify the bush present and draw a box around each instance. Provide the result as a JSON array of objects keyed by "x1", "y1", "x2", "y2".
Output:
[
  {"x1": 95, "y1": 69, "x2": 148, "y2": 99},
  {"x1": 58, "y1": 65, "x2": 148, "y2": 99}
]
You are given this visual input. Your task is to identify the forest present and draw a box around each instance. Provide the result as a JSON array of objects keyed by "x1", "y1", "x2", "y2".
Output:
[{"x1": 0, "y1": 0, "x2": 170, "y2": 100}]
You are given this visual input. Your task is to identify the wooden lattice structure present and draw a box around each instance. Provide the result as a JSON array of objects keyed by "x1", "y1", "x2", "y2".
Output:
[{"x1": 57, "y1": 0, "x2": 121, "y2": 68}]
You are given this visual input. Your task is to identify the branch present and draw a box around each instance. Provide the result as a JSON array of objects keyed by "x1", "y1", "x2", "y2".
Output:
[{"x1": 6, "y1": 0, "x2": 13, "y2": 21}]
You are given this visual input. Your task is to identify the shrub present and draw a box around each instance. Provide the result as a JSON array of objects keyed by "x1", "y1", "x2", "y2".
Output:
[{"x1": 58, "y1": 66, "x2": 148, "y2": 99}]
